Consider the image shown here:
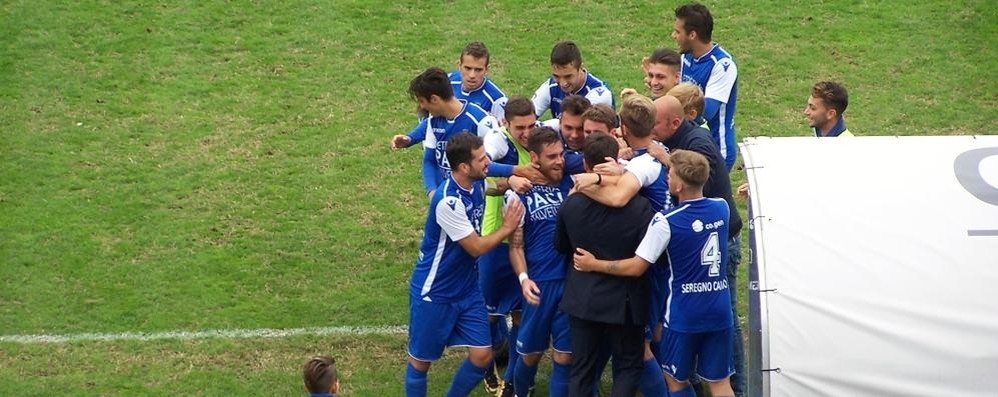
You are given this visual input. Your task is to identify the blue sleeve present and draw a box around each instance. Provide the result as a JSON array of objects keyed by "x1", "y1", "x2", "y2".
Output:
[
  {"x1": 422, "y1": 148, "x2": 440, "y2": 193},
  {"x1": 564, "y1": 152, "x2": 585, "y2": 175},
  {"x1": 406, "y1": 119, "x2": 428, "y2": 146},
  {"x1": 704, "y1": 98, "x2": 721, "y2": 121},
  {"x1": 487, "y1": 162, "x2": 514, "y2": 178}
]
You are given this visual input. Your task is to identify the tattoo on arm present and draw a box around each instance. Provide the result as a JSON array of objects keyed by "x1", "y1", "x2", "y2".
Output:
[
  {"x1": 606, "y1": 260, "x2": 619, "y2": 274},
  {"x1": 510, "y1": 228, "x2": 524, "y2": 249}
]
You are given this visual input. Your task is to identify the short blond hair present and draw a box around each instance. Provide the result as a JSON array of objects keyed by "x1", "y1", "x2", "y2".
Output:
[
  {"x1": 667, "y1": 83, "x2": 705, "y2": 120},
  {"x1": 670, "y1": 149, "x2": 710, "y2": 189},
  {"x1": 619, "y1": 94, "x2": 656, "y2": 138}
]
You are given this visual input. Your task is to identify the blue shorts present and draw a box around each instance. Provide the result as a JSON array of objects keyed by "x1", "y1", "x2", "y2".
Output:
[
  {"x1": 516, "y1": 280, "x2": 571, "y2": 355},
  {"x1": 478, "y1": 244, "x2": 523, "y2": 316},
  {"x1": 407, "y1": 293, "x2": 491, "y2": 362},
  {"x1": 658, "y1": 327, "x2": 734, "y2": 382}
]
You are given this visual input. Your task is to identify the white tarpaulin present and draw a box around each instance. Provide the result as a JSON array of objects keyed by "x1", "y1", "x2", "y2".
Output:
[{"x1": 740, "y1": 136, "x2": 998, "y2": 397}]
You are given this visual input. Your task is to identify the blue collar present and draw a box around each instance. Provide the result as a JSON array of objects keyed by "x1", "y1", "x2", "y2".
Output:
[
  {"x1": 814, "y1": 116, "x2": 847, "y2": 137},
  {"x1": 309, "y1": 393, "x2": 336, "y2": 397}
]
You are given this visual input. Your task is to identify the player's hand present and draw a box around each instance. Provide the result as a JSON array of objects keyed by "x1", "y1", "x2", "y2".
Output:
[
  {"x1": 513, "y1": 163, "x2": 544, "y2": 182},
  {"x1": 737, "y1": 182, "x2": 750, "y2": 199},
  {"x1": 508, "y1": 175, "x2": 533, "y2": 194},
  {"x1": 391, "y1": 135, "x2": 411, "y2": 150},
  {"x1": 618, "y1": 146, "x2": 634, "y2": 161},
  {"x1": 426, "y1": 189, "x2": 435, "y2": 201},
  {"x1": 620, "y1": 87, "x2": 638, "y2": 99},
  {"x1": 573, "y1": 247, "x2": 596, "y2": 272},
  {"x1": 593, "y1": 157, "x2": 624, "y2": 176},
  {"x1": 501, "y1": 199, "x2": 524, "y2": 232},
  {"x1": 521, "y1": 279, "x2": 541, "y2": 305},
  {"x1": 647, "y1": 143, "x2": 671, "y2": 166}
]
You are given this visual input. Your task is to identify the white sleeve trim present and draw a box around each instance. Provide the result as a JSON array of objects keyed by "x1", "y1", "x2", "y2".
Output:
[
  {"x1": 585, "y1": 85, "x2": 614, "y2": 108},
  {"x1": 484, "y1": 130, "x2": 510, "y2": 160},
  {"x1": 704, "y1": 59, "x2": 737, "y2": 103},
  {"x1": 532, "y1": 80, "x2": 552, "y2": 117},
  {"x1": 635, "y1": 213, "x2": 672, "y2": 263},
  {"x1": 624, "y1": 155, "x2": 660, "y2": 188},
  {"x1": 436, "y1": 197, "x2": 474, "y2": 241},
  {"x1": 423, "y1": 121, "x2": 435, "y2": 149}
]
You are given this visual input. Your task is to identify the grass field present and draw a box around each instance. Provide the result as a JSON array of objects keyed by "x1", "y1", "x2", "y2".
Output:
[{"x1": 1, "y1": 0, "x2": 995, "y2": 395}]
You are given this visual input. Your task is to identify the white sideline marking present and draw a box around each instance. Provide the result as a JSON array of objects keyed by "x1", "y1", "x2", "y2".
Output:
[{"x1": 0, "y1": 325, "x2": 407, "y2": 344}]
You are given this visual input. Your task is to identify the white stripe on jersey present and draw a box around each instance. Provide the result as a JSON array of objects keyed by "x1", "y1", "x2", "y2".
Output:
[
  {"x1": 658, "y1": 203, "x2": 691, "y2": 328},
  {"x1": 420, "y1": 179, "x2": 453, "y2": 300},
  {"x1": 663, "y1": 249, "x2": 675, "y2": 327},
  {"x1": 718, "y1": 105, "x2": 728, "y2": 161},
  {"x1": 420, "y1": 228, "x2": 448, "y2": 302}
]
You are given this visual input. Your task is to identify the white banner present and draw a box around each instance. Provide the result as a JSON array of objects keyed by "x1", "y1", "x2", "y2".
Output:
[{"x1": 741, "y1": 136, "x2": 998, "y2": 397}]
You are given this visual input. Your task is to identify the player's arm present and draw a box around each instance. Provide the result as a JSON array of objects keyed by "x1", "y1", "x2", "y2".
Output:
[
  {"x1": 573, "y1": 249, "x2": 650, "y2": 277},
  {"x1": 450, "y1": 195, "x2": 525, "y2": 257},
  {"x1": 393, "y1": 119, "x2": 428, "y2": 149},
  {"x1": 531, "y1": 80, "x2": 552, "y2": 118},
  {"x1": 491, "y1": 95, "x2": 508, "y2": 122},
  {"x1": 573, "y1": 212, "x2": 671, "y2": 276},
  {"x1": 702, "y1": 60, "x2": 737, "y2": 122},
  {"x1": 508, "y1": 224, "x2": 539, "y2": 305},
  {"x1": 503, "y1": 192, "x2": 540, "y2": 304},
  {"x1": 421, "y1": 148, "x2": 440, "y2": 197},
  {"x1": 575, "y1": 172, "x2": 642, "y2": 208},
  {"x1": 585, "y1": 84, "x2": 614, "y2": 109}
]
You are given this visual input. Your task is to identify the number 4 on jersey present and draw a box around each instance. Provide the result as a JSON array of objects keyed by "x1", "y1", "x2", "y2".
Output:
[{"x1": 701, "y1": 231, "x2": 721, "y2": 277}]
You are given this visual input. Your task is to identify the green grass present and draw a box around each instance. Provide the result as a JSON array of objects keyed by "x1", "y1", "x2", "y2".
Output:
[{"x1": 1, "y1": 0, "x2": 995, "y2": 395}]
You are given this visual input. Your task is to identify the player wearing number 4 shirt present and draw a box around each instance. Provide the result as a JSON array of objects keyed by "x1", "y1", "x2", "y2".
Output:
[{"x1": 573, "y1": 149, "x2": 734, "y2": 397}]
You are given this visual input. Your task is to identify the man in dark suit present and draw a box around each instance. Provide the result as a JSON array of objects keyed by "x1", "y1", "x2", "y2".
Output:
[{"x1": 556, "y1": 132, "x2": 655, "y2": 396}]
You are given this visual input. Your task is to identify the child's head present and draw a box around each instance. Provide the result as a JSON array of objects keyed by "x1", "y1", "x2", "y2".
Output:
[
  {"x1": 303, "y1": 356, "x2": 339, "y2": 395},
  {"x1": 667, "y1": 82, "x2": 705, "y2": 121}
]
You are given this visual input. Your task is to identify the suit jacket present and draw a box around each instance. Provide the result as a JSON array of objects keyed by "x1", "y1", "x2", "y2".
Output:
[{"x1": 556, "y1": 193, "x2": 653, "y2": 325}]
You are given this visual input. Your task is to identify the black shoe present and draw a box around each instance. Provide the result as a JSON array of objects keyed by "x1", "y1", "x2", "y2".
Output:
[
  {"x1": 484, "y1": 364, "x2": 502, "y2": 394},
  {"x1": 498, "y1": 381, "x2": 515, "y2": 397}
]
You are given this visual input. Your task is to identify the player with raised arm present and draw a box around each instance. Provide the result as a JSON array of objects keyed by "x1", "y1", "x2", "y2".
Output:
[
  {"x1": 390, "y1": 68, "x2": 502, "y2": 198},
  {"x1": 404, "y1": 133, "x2": 526, "y2": 397},
  {"x1": 673, "y1": 3, "x2": 739, "y2": 171},
  {"x1": 532, "y1": 41, "x2": 613, "y2": 120},
  {"x1": 574, "y1": 149, "x2": 735, "y2": 397}
]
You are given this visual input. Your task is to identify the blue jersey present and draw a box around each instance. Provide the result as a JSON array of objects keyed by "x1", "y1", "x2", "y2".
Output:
[
  {"x1": 635, "y1": 197, "x2": 731, "y2": 332},
  {"x1": 449, "y1": 71, "x2": 508, "y2": 121},
  {"x1": 412, "y1": 102, "x2": 501, "y2": 191},
  {"x1": 410, "y1": 177, "x2": 486, "y2": 302},
  {"x1": 680, "y1": 45, "x2": 738, "y2": 170},
  {"x1": 505, "y1": 176, "x2": 575, "y2": 282},
  {"x1": 625, "y1": 148, "x2": 672, "y2": 212},
  {"x1": 532, "y1": 70, "x2": 614, "y2": 119}
]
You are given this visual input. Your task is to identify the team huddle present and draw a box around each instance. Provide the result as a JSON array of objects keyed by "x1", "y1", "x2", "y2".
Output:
[{"x1": 391, "y1": 3, "x2": 853, "y2": 397}]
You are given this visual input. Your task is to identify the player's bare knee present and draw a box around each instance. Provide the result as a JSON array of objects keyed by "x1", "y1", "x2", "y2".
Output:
[
  {"x1": 520, "y1": 352, "x2": 542, "y2": 366},
  {"x1": 468, "y1": 347, "x2": 493, "y2": 367},
  {"x1": 552, "y1": 351, "x2": 572, "y2": 365},
  {"x1": 408, "y1": 357, "x2": 431, "y2": 372},
  {"x1": 643, "y1": 342, "x2": 655, "y2": 360},
  {"x1": 708, "y1": 378, "x2": 733, "y2": 396},
  {"x1": 664, "y1": 374, "x2": 689, "y2": 392}
]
